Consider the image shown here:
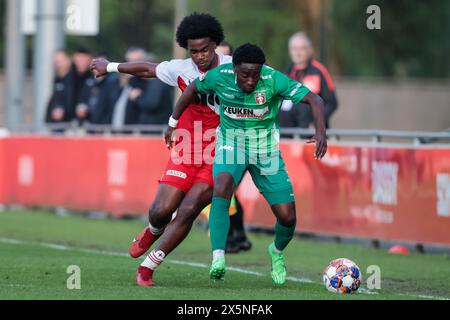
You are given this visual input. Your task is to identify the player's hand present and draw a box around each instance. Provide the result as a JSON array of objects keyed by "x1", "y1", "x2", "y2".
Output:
[
  {"x1": 164, "y1": 126, "x2": 176, "y2": 149},
  {"x1": 90, "y1": 58, "x2": 109, "y2": 78},
  {"x1": 306, "y1": 131, "x2": 327, "y2": 160}
]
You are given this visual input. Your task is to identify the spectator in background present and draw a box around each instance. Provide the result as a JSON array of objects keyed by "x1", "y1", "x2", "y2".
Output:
[
  {"x1": 72, "y1": 47, "x2": 94, "y2": 105},
  {"x1": 112, "y1": 47, "x2": 173, "y2": 129},
  {"x1": 135, "y1": 76, "x2": 174, "y2": 125},
  {"x1": 133, "y1": 51, "x2": 174, "y2": 125},
  {"x1": 45, "y1": 50, "x2": 76, "y2": 124},
  {"x1": 76, "y1": 53, "x2": 121, "y2": 125},
  {"x1": 216, "y1": 40, "x2": 233, "y2": 56},
  {"x1": 280, "y1": 32, "x2": 338, "y2": 129}
]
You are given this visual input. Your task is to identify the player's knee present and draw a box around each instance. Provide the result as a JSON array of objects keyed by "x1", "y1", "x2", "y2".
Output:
[
  {"x1": 148, "y1": 202, "x2": 172, "y2": 225},
  {"x1": 278, "y1": 210, "x2": 297, "y2": 227},
  {"x1": 213, "y1": 174, "x2": 235, "y2": 198}
]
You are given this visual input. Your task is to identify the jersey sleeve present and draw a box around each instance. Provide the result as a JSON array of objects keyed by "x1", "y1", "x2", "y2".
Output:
[
  {"x1": 155, "y1": 59, "x2": 183, "y2": 87},
  {"x1": 194, "y1": 67, "x2": 220, "y2": 94},
  {"x1": 274, "y1": 70, "x2": 310, "y2": 104}
]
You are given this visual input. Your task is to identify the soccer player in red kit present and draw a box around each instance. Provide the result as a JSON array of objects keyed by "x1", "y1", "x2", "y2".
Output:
[{"x1": 90, "y1": 13, "x2": 230, "y2": 286}]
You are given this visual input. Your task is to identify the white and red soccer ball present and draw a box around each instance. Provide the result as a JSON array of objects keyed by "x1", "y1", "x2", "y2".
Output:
[{"x1": 323, "y1": 258, "x2": 361, "y2": 294}]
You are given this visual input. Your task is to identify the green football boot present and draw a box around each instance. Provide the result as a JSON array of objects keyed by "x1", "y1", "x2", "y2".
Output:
[
  {"x1": 209, "y1": 256, "x2": 226, "y2": 281},
  {"x1": 268, "y1": 242, "x2": 287, "y2": 285}
]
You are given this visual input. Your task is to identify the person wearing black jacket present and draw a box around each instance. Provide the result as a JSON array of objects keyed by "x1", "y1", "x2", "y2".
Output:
[
  {"x1": 112, "y1": 47, "x2": 174, "y2": 128},
  {"x1": 280, "y1": 32, "x2": 338, "y2": 129},
  {"x1": 45, "y1": 50, "x2": 76, "y2": 124},
  {"x1": 122, "y1": 76, "x2": 148, "y2": 125},
  {"x1": 134, "y1": 78, "x2": 173, "y2": 125},
  {"x1": 76, "y1": 56, "x2": 121, "y2": 125},
  {"x1": 72, "y1": 47, "x2": 94, "y2": 106}
]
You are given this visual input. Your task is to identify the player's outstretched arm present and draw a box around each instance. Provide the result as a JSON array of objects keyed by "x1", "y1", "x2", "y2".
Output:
[
  {"x1": 164, "y1": 81, "x2": 199, "y2": 149},
  {"x1": 302, "y1": 92, "x2": 328, "y2": 160},
  {"x1": 90, "y1": 58, "x2": 158, "y2": 78}
]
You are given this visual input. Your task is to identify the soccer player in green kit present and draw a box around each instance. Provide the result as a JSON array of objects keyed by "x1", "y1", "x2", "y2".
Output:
[{"x1": 165, "y1": 44, "x2": 327, "y2": 285}]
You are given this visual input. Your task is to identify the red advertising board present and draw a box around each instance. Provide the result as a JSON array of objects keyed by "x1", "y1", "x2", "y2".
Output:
[{"x1": 1, "y1": 136, "x2": 449, "y2": 245}]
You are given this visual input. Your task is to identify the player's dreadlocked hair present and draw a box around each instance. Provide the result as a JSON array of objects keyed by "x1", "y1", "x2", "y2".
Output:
[
  {"x1": 176, "y1": 12, "x2": 225, "y2": 49},
  {"x1": 232, "y1": 43, "x2": 266, "y2": 65}
]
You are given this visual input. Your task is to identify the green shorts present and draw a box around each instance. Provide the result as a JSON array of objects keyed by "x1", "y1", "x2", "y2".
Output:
[{"x1": 213, "y1": 143, "x2": 294, "y2": 205}]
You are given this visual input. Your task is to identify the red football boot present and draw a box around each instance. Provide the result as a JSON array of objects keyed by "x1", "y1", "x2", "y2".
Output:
[
  {"x1": 136, "y1": 266, "x2": 155, "y2": 287},
  {"x1": 129, "y1": 227, "x2": 161, "y2": 258}
]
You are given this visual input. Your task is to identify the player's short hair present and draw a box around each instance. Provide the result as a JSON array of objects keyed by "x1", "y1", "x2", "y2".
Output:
[
  {"x1": 232, "y1": 43, "x2": 266, "y2": 65},
  {"x1": 176, "y1": 12, "x2": 225, "y2": 49}
]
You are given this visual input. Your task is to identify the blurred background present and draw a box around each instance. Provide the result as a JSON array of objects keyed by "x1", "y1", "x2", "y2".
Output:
[
  {"x1": 1, "y1": 0, "x2": 450, "y2": 252},
  {"x1": 1, "y1": 0, "x2": 449, "y2": 132},
  {"x1": 1, "y1": 2, "x2": 450, "y2": 300}
]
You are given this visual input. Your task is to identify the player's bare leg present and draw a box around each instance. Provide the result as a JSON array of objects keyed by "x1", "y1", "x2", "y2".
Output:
[
  {"x1": 208, "y1": 173, "x2": 236, "y2": 280},
  {"x1": 136, "y1": 183, "x2": 213, "y2": 287},
  {"x1": 156, "y1": 182, "x2": 213, "y2": 255},
  {"x1": 130, "y1": 183, "x2": 184, "y2": 259},
  {"x1": 268, "y1": 202, "x2": 297, "y2": 285}
]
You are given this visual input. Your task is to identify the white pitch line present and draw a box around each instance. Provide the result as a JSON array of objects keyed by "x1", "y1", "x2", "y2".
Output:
[
  {"x1": 0, "y1": 237, "x2": 448, "y2": 300},
  {"x1": 401, "y1": 294, "x2": 450, "y2": 300}
]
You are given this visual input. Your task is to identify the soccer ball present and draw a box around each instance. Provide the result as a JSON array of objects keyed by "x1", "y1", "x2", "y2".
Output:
[{"x1": 322, "y1": 258, "x2": 361, "y2": 294}]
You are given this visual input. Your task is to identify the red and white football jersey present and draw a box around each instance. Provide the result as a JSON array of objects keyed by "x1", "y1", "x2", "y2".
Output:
[{"x1": 156, "y1": 53, "x2": 232, "y2": 140}]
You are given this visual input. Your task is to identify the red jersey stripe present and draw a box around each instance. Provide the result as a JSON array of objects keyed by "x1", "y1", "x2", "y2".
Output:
[{"x1": 311, "y1": 60, "x2": 335, "y2": 91}]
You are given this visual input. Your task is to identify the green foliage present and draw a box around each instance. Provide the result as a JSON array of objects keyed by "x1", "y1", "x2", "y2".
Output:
[
  {"x1": 189, "y1": 0, "x2": 298, "y2": 70},
  {"x1": 1, "y1": 0, "x2": 449, "y2": 78},
  {"x1": 66, "y1": 0, "x2": 175, "y2": 61},
  {"x1": 333, "y1": 0, "x2": 450, "y2": 78}
]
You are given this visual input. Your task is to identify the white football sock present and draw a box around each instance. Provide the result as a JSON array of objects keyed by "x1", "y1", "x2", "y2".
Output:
[
  {"x1": 141, "y1": 249, "x2": 166, "y2": 270},
  {"x1": 148, "y1": 222, "x2": 164, "y2": 236},
  {"x1": 212, "y1": 249, "x2": 225, "y2": 261},
  {"x1": 272, "y1": 242, "x2": 282, "y2": 254}
]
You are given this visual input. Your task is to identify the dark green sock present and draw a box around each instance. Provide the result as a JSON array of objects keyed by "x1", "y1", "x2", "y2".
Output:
[
  {"x1": 274, "y1": 221, "x2": 296, "y2": 251},
  {"x1": 209, "y1": 197, "x2": 231, "y2": 251}
]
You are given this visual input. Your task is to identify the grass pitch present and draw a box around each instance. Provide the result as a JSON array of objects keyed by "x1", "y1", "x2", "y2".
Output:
[{"x1": 0, "y1": 209, "x2": 449, "y2": 300}]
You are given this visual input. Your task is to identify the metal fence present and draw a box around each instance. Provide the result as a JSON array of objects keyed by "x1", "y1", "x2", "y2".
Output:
[{"x1": 4, "y1": 122, "x2": 450, "y2": 145}]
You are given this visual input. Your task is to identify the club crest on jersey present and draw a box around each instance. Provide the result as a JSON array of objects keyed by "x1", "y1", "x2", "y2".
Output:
[{"x1": 255, "y1": 92, "x2": 266, "y2": 105}]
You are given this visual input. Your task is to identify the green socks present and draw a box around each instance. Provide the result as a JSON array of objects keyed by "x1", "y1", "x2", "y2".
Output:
[
  {"x1": 209, "y1": 198, "x2": 295, "y2": 252},
  {"x1": 209, "y1": 197, "x2": 231, "y2": 251},
  {"x1": 274, "y1": 221, "x2": 296, "y2": 251}
]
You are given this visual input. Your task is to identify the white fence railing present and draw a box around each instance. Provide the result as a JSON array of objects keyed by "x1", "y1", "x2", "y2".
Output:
[{"x1": 5, "y1": 123, "x2": 450, "y2": 145}]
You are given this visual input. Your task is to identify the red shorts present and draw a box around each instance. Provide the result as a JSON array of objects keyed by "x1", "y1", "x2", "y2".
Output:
[{"x1": 158, "y1": 157, "x2": 214, "y2": 193}]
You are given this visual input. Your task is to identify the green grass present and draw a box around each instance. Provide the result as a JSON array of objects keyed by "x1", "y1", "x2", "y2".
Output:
[{"x1": 0, "y1": 209, "x2": 449, "y2": 300}]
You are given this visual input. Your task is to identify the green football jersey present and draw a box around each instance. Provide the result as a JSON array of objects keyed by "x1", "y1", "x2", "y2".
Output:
[{"x1": 195, "y1": 63, "x2": 310, "y2": 152}]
